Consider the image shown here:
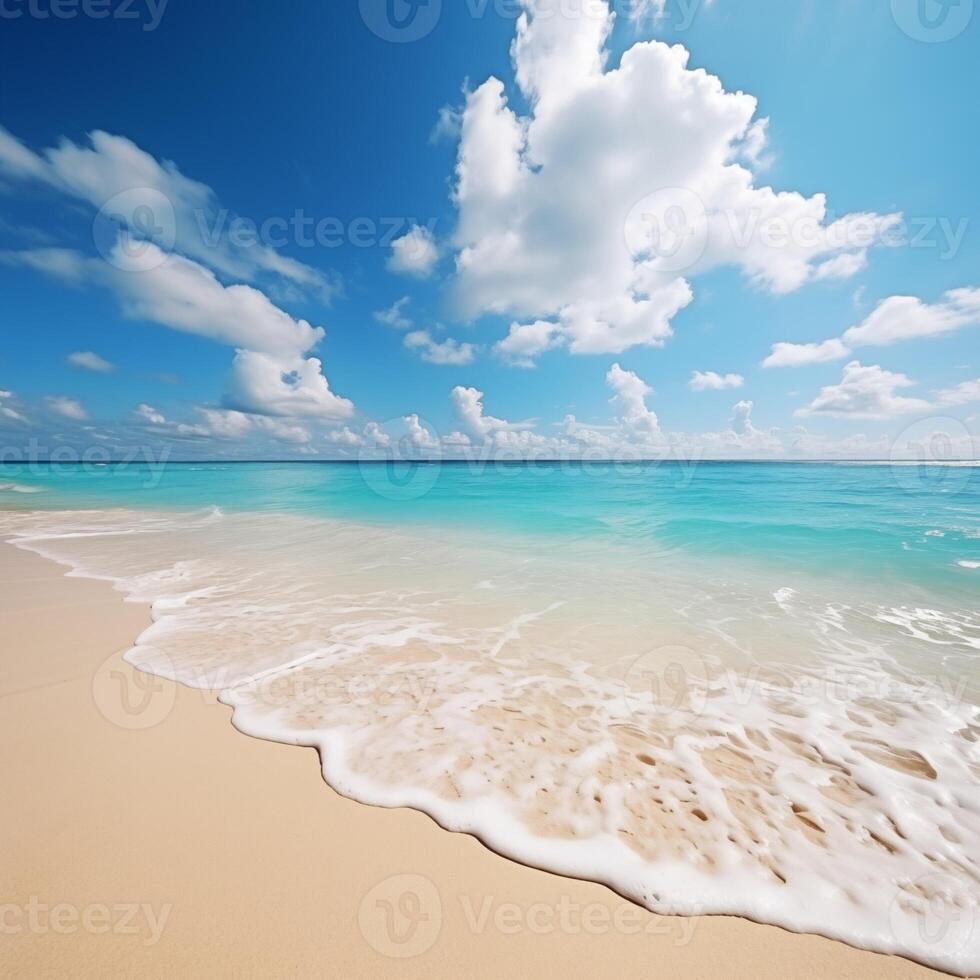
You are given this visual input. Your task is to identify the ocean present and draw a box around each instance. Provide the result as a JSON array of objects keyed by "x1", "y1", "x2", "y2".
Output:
[{"x1": 1, "y1": 460, "x2": 978, "y2": 974}]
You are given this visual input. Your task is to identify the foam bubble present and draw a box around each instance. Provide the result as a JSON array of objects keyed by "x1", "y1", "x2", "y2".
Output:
[{"x1": 773, "y1": 587, "x2": 796, "y2": 608}]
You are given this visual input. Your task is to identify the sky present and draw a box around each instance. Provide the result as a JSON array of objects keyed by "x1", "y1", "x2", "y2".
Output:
[{"x1": 0, "y1": 0, "x2": 977, "y2": 461}]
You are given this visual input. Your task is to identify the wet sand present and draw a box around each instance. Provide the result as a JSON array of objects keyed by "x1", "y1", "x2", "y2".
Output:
[{"x1": 0, "y1": 541, "x2": 949, "y2": 978}]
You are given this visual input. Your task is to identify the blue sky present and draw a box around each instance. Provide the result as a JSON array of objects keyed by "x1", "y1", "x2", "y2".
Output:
[{"x1": 0, "y1": 0, "x2": 977, "y2": 460}]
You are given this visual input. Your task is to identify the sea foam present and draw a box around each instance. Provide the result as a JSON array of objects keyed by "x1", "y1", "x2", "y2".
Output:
[{"x1": 2, "y1": 506, "x2": 978, "y2": 975}]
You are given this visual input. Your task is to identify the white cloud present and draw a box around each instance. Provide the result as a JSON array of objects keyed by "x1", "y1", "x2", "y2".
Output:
[
  {"x1": 628, "y1": 0, "x2": 668, "y2": 22},
  {"x1": 388, "y1": 224, "x2": 439, "y2": 278},
  {"x1": 361, "y1": 368, "x2": 951, "y2": 462},
  {"x1": 430, "y1": 105, "x2": 463, "y2": 144},
  {"x1": 0, "y1": 389, "x2": 29, "y2": 424},
  {"x1": 813, "y1": 250, "x2": 868, "y2": 282},
  {"x1": 68, "y1": 350, "x2": 116, "y2": 373},
  {"x1": 363, "y1": 421, "x2": 392, "y2": 448},
  {"x1": 763, "y1": 288, "x2": 980, "y2": 368},
  {"x1": 0, "y1": 126, "x2": 337, "y2": 301},
  {"x1": 227, "y1": 351, "x2": 353, "y2": 420},
  {"x1": 763, "y1": 337, "x2": 851, "y2": 368},
  {"x1": 323, "y1": 426, "x2": 363, "y2": 448},
  {"x1": 1, "y1": 247, "x2": 89, "y2": 284},
  {"x1": 4, "y1": 242, "x2": 353, "y2": 421},
  {"x1": 180, "y1": 408, "x2": 253, "y2": 440},
  {"x1": 105, "y1": 242, "x2": 323, "y2": 358},
  {"x1": 494, "y1": 319, "x2": 564, "y2": 367},
  {"x1": 736, "y1": 117, "x2": 772, "y2": 170},
  {"x1": 442, "y1": 430, "x2": 472, "y2": 448},
  {"x1": 5, "y1": 243, "x2": 322, "y2": 358},
  {"x1": 404, "y1": 330, "x2": 478, "y2": 365},
  {"x1": 128, "y1": 401, "x2": 322, "y2": 449},
  {"x1": 730, "y1": 400, "x2": 753, "y2": 434},
  {"x1": 607, "y1": 363, "x2": 661, "y2": 436},
  {"x1": 46, "y1": 396, "x2": 88, "y2": 421},
  {"x1": 556, "y1": 368, "x2": 777, "y2": 457},
  {"x1": 0, "y1": 127, "x2": 49, "y2": 180},
  {"x1": 374, "y1": 296, "x2": 413, "y2": 330},
  {"x1": 689, "y1": 370, "x2": 744, "y2": 391},
  {"x1": 451, "y1": 385, "x2": 536, "y2": 442},
  {"x1": 175, "y1": 407, "x2": 311, "y2": 445},
  {"x1": 257, "y1": 417, "x2": 312, "y2": 445},
  {"x1": 843, "y1": 288, "x2": 980, "y2": 348},
  {"x1": 796, "y1": 361, "x2": 931, "y2": 419},
  {"x1": 937, "y1": 378, "x2": 980, "y2": 406},
  {"x1": 450, "y1": 2, "x2": 897, "y2": 362},
  {"x1": 403, "y1": 413, "x2": 440, "y2": 451},
  {"x1": 135, "y1": 403, "x2": 166, "y2": 425}
]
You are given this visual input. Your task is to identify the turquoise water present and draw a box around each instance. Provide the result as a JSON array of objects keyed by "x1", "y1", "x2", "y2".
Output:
[
  {"x1": 3, "y1": 460, "x2": 978, "y2": 603},
  {"x1": 3, "y1": 460, "x2": 980, "y2": 973}
]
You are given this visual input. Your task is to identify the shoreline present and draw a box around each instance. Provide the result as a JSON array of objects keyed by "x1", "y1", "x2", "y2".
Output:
[{"x1": 0, "y1": 538, "x2": 955, "y2": 978}]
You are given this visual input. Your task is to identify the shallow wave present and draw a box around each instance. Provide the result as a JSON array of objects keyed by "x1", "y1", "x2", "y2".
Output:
[
  {"x1": 0, "y1": 482, "x2": 43, "y2": 493},
  {"x1": 2, "y1": 506, "x2": 978, "y2": 975},
  {"x1": 832, "y1": 461, "x2": 980, "y2": 467}
]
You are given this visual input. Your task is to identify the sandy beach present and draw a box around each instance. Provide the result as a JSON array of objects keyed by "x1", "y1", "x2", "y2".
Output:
[{"x1": 0, "y1": 539, "x2": 954, "y2": 979}]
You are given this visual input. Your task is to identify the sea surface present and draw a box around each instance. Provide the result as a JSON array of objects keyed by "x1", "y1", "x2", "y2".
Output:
[{"x1": 2, "y1": 460, "x2": 978, "y2": 973}]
